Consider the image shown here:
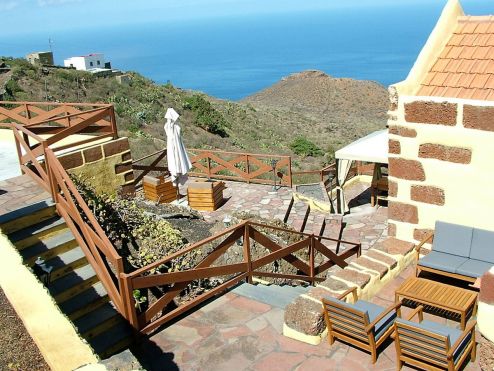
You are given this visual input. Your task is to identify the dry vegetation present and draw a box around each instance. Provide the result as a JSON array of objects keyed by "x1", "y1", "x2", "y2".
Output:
[{"x1": 1, "y1": 58, "x2": 388, "y2": 172}]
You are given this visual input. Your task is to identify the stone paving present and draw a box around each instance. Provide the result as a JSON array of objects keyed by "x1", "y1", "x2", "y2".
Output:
[
  {"x1": 0, "y1": 175, "x2": 51, "y2": 217},
  {"x1": 133, "y1": 264, "x2": 481, "y2": 371},
  {"x1": 180, "y1": 178, "x2": 388, "y2": 252}
]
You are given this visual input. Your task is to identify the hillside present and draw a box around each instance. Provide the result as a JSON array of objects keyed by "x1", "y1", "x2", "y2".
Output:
[{"x1": 0, "y1": 58, "x2": 389, "y2": 172}]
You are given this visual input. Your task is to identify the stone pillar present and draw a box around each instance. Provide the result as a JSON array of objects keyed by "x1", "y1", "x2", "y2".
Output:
[{"x1": 478, "y1": 267, "x2": 494, "y2": 342}]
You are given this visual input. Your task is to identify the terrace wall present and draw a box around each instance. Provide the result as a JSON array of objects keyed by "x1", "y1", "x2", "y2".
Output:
[
  {"x1": 387, "y1": 92, "x2": 494, "y2": 248},
  {"x1": 57, "y1": 137, "x2": 135, "y2": 196}
]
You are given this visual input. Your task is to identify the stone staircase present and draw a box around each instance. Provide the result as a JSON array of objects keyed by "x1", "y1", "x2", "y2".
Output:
[
  {"x1": 0, "y1": 201, "x2": 133, "y2": 359},
  {"x1": 231, "y1": 282, "x2": 310, "y2": 309}
]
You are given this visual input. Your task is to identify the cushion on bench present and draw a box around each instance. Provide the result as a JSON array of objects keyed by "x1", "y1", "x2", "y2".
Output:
[
  {"x1": 419, "y1": 251, "x2": 468, "y2": 273},
  {"x1": 433, "y1": 221, "x2": 473, "y2": 257},
  {"x1": 469, "y1": 228, "x2": 494, "y2": 264},
  {"x1": 455, "y1": 259, "x2": 493, "y2": 278}
]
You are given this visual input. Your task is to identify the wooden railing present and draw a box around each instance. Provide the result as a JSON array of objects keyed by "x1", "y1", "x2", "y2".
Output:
[
  {"x1": 121, "y1": 220, "x2": 360, "y2": 334},
  {"x1": 45, "y1": 148, "x2": 127, "y2": 315},
  {"x1": 2, "y1": 101, "x2": 362, "y2": 336},
  {"x1": 1, "y1": 101, "x2": 128, "y2": 320},
  {"x1": 132, "y1": 148, "x2": 293, "y2": 187},
  {"x1": 188, "y1": 149, "x2": 292, "y2": 187}
]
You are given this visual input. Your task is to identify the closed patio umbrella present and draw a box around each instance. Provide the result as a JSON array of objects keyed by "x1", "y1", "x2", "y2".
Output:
[{"x1": 164, "y1": 108, "x2": 192, "y2": 186}]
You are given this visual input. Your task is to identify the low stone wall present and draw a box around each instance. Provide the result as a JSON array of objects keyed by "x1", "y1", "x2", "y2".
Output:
[
  {"x1": 283, "y1": 237, "x2": 415, "y2": 344},
  {"x1": 57, "y1": 137, "x2": 135, "y2": 195},
  {"x1": 478, "y1": 267, "x2": 494, "y2": 342}
]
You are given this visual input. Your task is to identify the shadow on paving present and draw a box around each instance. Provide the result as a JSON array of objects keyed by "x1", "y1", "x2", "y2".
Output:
[{"x1": 130, "y1": 337, "x2": 179, "y2": 371}]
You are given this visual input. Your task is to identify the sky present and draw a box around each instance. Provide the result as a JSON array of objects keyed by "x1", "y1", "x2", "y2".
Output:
[{"x1": 1, "y1": 0, "x2": 490, "y2": 37}]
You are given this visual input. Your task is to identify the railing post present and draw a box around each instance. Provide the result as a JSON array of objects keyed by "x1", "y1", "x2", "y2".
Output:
[
  {"x1": 43, "y1": 144, "x2": 57, "y2": 202},
  {"x1": 309, "y1": 235, "x2": 315, "y2": 286},
  {"x1": 243, "y1": 224, "x2": 253, "y2": 284},
  {"x1": 120, "y1": 273, "x2": 140, "y2": 330},
  {"x1": 109, "y1": 105, "x2": 118, "y2": 139},
  {"x1": 288, "y1": 156, "x2": 293, "y2": 187},
  {"x1": 245, "y1": 154, "x2": 250, "y2": 184},
  {"x1": 206, "y1": 154, "x2": 212, "y2": 179}
]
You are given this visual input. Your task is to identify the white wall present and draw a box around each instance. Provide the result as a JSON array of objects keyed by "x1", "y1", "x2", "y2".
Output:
[{"x1": 63, "y1": 54, "x2": 105, "y2": 71}]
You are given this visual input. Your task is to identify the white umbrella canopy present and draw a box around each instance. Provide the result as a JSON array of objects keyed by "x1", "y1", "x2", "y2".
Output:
[{"x1": 164, "y1": 108, "x2": 192, "y2": 186}]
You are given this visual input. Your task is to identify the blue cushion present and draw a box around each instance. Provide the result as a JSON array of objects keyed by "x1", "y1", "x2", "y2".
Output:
[
  {"x1": 354, "y1": 300, "x2": 397, "y2": 340},
  {"x1": 470, "y1": 228, "x2": 494, "y2": 264},
  {"x1": 323, "y1": 297, "x2": 397, "y2": 341},
  {"x1": 433, "y1": 221, "x2": 473, "y2": 257},
  {"x1": 456, "y1": 259, "x2": 493, "y2": 278},
  {"x1": 419, "y1": 251, "x2": 468, "y2": 273},
  {"x1": 396, "y1": 319, "x2": 471, "y2": 364}
]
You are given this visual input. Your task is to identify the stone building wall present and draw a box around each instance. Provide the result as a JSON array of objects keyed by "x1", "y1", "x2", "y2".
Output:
[
  {"x1": 56, "y1": 137, "x2": 135, "y2": 195},
  {"x1": 387, "y1": 93, "x2": 494, "y2": 246}
]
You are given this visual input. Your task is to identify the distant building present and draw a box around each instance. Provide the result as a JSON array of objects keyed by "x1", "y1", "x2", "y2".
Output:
[
  {"x1": 63, "y1": 53, "x2": 106, "y2": 71},
  {"x1": 26, "y1": 51, "x2": 54, "y2": 66}
]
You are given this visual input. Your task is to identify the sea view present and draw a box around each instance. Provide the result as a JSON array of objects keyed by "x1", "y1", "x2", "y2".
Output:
[{"x1": 2, "y1": 1, "x2": 491, "y2": 100}]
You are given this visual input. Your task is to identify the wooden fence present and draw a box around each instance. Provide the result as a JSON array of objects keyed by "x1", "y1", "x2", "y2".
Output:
[
  {"x1": 121, "y1": 220, "x2": 360, "y2": 333},
  {"x1": 1, "y1": 101, "x2": 362, "y2": 335},
  {"x1": 132, "y1": 148, "x2": 293, "y2": 187}
]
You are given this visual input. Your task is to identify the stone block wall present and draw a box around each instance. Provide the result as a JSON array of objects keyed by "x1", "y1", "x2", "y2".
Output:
[
  {"x1": 387, "y1": 91, "x2": 494, "y2": 248},
  {"x1": 283, "y1": 237, "x2": 415, "y2": 344},
  {"x1": 57, "y1": 137, "x2": 135, "y2": 195}
]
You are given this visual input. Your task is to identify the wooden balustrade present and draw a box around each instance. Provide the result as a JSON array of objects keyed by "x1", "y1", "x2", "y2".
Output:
[
  {"x1": 122, "y1": 220, "x2": 360, "y2": 334},
  {"x1": 133, "y1": 148, "x2": 293, "y2": 187},
  {"x1": 2, "y1": 100, "x2": 362, "y2": 335}
]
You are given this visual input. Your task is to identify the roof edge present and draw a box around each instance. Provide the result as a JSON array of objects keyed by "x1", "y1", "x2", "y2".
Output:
[{"x1": 392, "y1": 0, "x2": 464, "y2": 95}]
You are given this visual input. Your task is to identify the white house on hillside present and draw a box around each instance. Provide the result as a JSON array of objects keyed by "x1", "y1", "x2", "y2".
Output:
[{"x1": 64, "y1": 53, "x2": 106, "y2": 71}]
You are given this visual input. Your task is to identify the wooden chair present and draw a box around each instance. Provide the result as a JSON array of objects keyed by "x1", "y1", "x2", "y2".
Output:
[
  {"x1": 393, "y1": 305, "x2": 477, "y2": 370},
  {"x1": 370, "y1": 163, "x2": 388, "y2": 207},
  {"x1": 322, "y1": 286, "x2": 401, "y2": 363}
]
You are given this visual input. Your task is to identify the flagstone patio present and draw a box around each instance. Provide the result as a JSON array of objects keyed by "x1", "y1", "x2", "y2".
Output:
[{"x1": 132, "y1": 264, "x2": 481, "y2": 371}]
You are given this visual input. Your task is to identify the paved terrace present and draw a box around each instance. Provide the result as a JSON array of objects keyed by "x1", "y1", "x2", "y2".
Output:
[
  {"x1": 180, "y1": 177, "x2": 388, "y2": 252},
  {"x1": 133, "y1": 264, "x2": 480, "y2": 371}
]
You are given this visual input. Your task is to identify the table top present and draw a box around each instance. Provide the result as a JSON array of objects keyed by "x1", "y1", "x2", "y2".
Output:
[{"x1": 396, "y1": 277, "x2": 478, "y2": 312}]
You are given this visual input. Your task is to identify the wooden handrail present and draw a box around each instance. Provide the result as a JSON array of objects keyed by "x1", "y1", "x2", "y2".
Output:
[{"x1": 124, "y1": 219, "x2": 360, "y2": 333}]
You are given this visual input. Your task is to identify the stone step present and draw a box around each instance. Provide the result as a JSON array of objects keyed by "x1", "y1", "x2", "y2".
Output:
[
  {"x1": 21, "y1": 229, "x2": 78, "y2": 266},
  {"x1": 9, "y1": 217, "x2": 67, "y2": 250},
  {"x1": 231, "y1": 283, "x2": 310, "y2": 309},
  {"x1": 44, "y1": 247, "x2": 88, "y2": 282},
  {"x1": 282, "y1": 284, "x2": 310, "y2": 295},
  {"x1": 0, "y1": 201, "x2": 56, "y2": 234},
  {"x1": 90, "y1": 321, "x2": 134, "y2": 359},
  {"x1": 74, "y1": 302, "x2": 122, "y2": 339},
  {"x1": 49, "y1": 264, "x2": 99, "y2": 303},
  {"x1": 59, "y1": 282, "x2": 110, "y2": 321}
]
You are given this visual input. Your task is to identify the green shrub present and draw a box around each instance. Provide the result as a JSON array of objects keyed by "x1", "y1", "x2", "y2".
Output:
[
  {"x1": 289, "y1": 136, "x2": 324, "y2": 157},
  {"x1": 183, "y1": 94, "x2": 228, "y2": 137}
]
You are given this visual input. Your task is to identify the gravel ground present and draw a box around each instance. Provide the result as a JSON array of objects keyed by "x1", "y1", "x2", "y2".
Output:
[
  {"x1": 0, "y1": 287, "x2": 49, "y2": 371},
  {"x1": 480, "y1": 335, "x2": 494, "y2": 370}
]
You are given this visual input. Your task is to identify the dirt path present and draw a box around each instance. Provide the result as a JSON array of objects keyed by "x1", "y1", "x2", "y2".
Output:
[{"x1": 0, "y1": 287, "x2": 49, "y2": 371}]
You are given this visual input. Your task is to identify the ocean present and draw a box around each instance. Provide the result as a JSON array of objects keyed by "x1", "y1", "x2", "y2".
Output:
[{"x1": 2, "y1": 1, "x2": 492, "y2": 100}]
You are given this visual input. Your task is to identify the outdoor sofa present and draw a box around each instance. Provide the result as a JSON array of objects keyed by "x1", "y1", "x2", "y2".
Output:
[{"x1": 415, "y1": 221, "x2": 494, "y2": 283}]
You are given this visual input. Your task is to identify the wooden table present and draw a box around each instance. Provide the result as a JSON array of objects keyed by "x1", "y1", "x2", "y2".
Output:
[{"x1": 395, "y1": 277, "x2": 478, "y2": 329}]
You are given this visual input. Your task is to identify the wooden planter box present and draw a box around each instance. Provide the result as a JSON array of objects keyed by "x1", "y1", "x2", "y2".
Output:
[
  {"x1": 187, "y1": 180, "x2": 226, "y2": 211},
  {"x1": 143, "y1": 175, "x2": 177, "y2": 203}
]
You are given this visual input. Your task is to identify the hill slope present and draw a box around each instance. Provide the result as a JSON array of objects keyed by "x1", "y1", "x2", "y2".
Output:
[{"x1": 0, "y1": 58, "x2": 389, "y2": 171}]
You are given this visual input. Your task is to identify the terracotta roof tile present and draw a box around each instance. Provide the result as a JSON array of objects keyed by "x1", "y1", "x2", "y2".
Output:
[
  {"x1": 484, "y1": 74, "x2": 494, "y2": 89},
  {"x1": 418, "y1": 15, "x2": 494, "y2": 101},
  {"x1": 470, "y1": 59, "x2": 490, "y2": 74},
  {"x1": 471, "y1": 74, "x2": 489, "y2": 88},
  {"x1": 439, "y1": 45, "x2": 453, "y2": 59},
  {"x1": 431, "y1": 58, "x2": 450, "y2": 72}
]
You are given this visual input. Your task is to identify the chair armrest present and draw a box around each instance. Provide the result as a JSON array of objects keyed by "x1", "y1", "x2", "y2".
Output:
[
  {"x1": 415, "y1": 232, "x2": 434, "y2": 262},
  {"x1": 447, "y1": 320, "x2": 477, "y2": 359},
  {"x1": 415, "y1": 232, "x2": 434, "y2": 254},
  {"x1": 365, "y1": 302, "x2": 402, "y2": 333},
  {"x1": 407, "y1": 305, "x2": 424, "y2": 322},
  {"x1": 337, "y1": 286, "x2": 358, "y2": 302}
]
